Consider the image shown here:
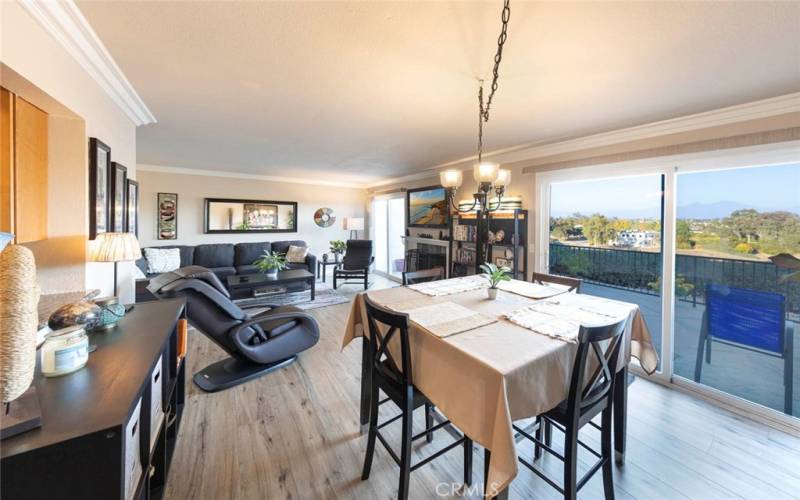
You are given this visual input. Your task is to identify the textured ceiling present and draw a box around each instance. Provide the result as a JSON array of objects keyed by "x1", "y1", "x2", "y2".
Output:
[{"x1": 77, "y1": 1, "x2": 800, "y2": 184}]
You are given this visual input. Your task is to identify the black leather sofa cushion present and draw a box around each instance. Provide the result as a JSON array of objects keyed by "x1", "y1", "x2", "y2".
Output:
[
  {"x1": 234, "y1": 242, "x2": 271, "y2": 266},
  {"x1": 208, "y1": 266, "x2": 237, "y2": 280},
  {"x1": 285, "y1": 262, "x2": 309, "y2": 270},
  {"x1": 271, "y1": 240, "x2": 307, "y2": 255},
  {"x1": 194, "y1": 244, "x2": 235, "y2": 268}
]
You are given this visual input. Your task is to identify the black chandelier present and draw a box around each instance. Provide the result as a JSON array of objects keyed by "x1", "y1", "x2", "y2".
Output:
[{"x1": 440, "y1": 0, "x2": 512, "y2": 268}]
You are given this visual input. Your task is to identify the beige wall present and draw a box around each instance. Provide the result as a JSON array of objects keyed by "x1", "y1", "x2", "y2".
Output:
[
  {"x1": 1, "y1": 1, "x2": 138, "y2": 302},
  {"x1": 136, "y1": 169, "x2": 368, "y2": 258}
]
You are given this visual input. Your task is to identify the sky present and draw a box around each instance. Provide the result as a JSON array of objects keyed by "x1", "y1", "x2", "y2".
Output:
[{"x1": 550, "y1": 163, "x2": 799, "y2": 218}]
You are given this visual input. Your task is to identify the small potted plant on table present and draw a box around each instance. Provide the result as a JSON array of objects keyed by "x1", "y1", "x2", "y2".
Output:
[
  {"x1": 480, "y1": 262, "x2": 511, "y2": 300},
  {"x1": 330, "y1": 240, "x2": 347, "y2": 263},
  {"x1": 254, "y1": 250, "x2": 288, "y2": 277}
]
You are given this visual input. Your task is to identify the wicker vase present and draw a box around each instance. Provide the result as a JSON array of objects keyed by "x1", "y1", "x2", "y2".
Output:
[{"x1": 0, "y1": 245, "x2": 40, "y2": 403}]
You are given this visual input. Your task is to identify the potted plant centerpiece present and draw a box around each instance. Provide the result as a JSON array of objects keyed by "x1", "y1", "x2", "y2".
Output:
[
  {"x1": 253, "y1": 250, "x2": 288, "y2": 277},
  {"x1": 480, "y1": 262, "x2": 511, "y2": 300},
  {"x1": 330, "y1": 240, "x2": 347, "y2": 262}
]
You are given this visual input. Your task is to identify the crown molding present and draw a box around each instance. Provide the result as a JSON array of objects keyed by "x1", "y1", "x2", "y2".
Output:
[
  {"x1": 137, "y1": 164, "x2": 367, "y2": 189},
  {"x1": 20, "y1": 0, "x2": 156, "y2": 126},
  {"x1": 365, "y1": 92, "x2": 800, "y2": 188}
]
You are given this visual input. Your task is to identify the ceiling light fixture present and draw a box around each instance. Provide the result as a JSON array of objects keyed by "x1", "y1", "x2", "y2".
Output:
[
  {"x1": 439, "y1": 0, "x2": 512, "y2": 269},
  {"x1": 440, "y1": 0, "x2": 512, "y2": 215}
]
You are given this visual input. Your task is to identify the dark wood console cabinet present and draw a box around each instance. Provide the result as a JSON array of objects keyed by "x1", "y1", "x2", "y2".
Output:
[{"x1": 1, "y1": 298, "x2": 187, "y2": 500}]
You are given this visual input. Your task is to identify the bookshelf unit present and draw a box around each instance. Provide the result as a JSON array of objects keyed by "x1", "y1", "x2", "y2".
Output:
[{"x1": 450, "y1": 209, "x2": 528, "y2": 279}]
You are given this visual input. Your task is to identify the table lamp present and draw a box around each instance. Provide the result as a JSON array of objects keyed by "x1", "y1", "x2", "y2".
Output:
[
  {"x1": 89, "y1": 232, "x2": 142, "y2": 297},
  {"x1": 343, "y1": 217, "x2": 364, "y2": 240}
]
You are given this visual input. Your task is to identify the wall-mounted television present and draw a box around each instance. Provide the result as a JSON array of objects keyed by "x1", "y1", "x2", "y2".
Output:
[{"x1": 407, "y1": 186, "x2": 449, "y2": 228}]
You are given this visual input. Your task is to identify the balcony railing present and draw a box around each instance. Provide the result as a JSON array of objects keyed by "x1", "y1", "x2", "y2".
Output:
[{"x1": 548, "y1": 242, "x2": 800, "y2": 318}]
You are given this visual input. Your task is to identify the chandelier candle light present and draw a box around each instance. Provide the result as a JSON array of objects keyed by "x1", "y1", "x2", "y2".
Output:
[{"x1": 440, "y1": 0, "x2": 512, "y2": 272}]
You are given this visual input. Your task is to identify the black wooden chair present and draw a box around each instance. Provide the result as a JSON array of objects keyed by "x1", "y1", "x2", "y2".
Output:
[
  {"x1": 531, "y1": 272, "x2": 582, "y2": 293},
  {"x1": 334, "y1": 240, "x2": 373, "y2": 290},
  {"x1": 695, "y1": 284, "x2": 793, "y2": 414},
  {"x1": 511, "y1": 318, "x2": 626, "y2": 500},
  {"x1": 402, "y1": 267, "x2": 445, "y2": 286},
  {"x1": 361, "y1": 294, "x2": 473, "y2": 499}
]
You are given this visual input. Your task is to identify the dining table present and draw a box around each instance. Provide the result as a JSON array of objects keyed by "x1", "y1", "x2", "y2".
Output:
[{"x1": 341, "y1": 275, "x2": 658, "y2": 498}]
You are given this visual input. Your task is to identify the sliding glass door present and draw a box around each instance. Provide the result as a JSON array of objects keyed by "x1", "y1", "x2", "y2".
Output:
[
  {"x1": 371, "y1": 195, "x2": 406, "y2": 281},
  {"x1": 673, "y1": 164, "x2": 799, "y2": 417},
  {"x1": 536, "y1": 144, "x2": 799, "y2": 423},
  {"x1": 548, "y1": 174, "x2": 665, "y2": 370}
]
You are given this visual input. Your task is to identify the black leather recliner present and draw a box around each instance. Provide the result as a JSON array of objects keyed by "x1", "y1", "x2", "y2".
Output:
[{"x1": 147, "y1": 266, "x2": 320, "y2": 392}]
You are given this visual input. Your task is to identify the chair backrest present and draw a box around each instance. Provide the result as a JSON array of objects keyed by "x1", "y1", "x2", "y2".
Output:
[
  {"x1": 147, "y1": 266, "x2": 260, "y2": 358},
  {"x1": 565, "y1": 319, "x2": 626, "y2": 421},
  {"x1": 343, "y1": 240, "x2": 373, "y2": 270},
  {"x1": 705, "y1": 284, "x2": 785, "y2": 354},
  {"x1": 531, "y1": 272, "x2": 582, "y2": 293},
  {"x1": 363, "y1": 294, "x2": 413, "y2": 388},
  {"x1": 402, "y1": 267, "x2": 444, "y2": 286}
]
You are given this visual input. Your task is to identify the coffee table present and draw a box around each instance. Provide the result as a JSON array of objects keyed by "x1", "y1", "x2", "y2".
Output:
[{"x1": 227, "y1": 269, "x2": 315, "y2": 301}]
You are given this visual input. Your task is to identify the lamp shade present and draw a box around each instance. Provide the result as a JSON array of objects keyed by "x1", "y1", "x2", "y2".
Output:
[
  {"x1": 343, "y1": 217, "x2": 364, "y2": 231},
  {"x1": 495, "y1": 168, "x2": 512, "y2": 188},
  {"x1": 473, "y1": 162, "x2": 499, "y2": 183},
  {"x1": 439, "y1": 170, "x2": 463, "y2": 188},
  {"x1": 89, "y1": 232, "x2": 142, "y2": 262}
]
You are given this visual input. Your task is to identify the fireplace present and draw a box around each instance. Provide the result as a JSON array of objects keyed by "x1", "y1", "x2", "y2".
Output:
[{"x1": 406, "y1": 242, "x2": 446, "y2": 272}]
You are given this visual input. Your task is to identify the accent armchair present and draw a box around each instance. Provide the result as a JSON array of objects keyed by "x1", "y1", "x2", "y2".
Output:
[{"x1": 333, "y1": 240, "x2": 374, "y2": 290}]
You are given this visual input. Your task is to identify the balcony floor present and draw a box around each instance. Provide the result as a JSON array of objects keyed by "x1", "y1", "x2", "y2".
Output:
[{"x1": 582, "y1": 283, "x2": 800, "y2": 418}]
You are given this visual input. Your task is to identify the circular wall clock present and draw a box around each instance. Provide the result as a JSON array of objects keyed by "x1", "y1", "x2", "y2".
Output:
[{"x1": 314, "y1": 208, "x2": 336, "y2": 228}]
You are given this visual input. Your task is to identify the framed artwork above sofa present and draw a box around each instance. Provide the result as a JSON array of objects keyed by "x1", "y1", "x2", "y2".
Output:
[{"x1": 204, "y1": 198, "x2": 297, "y2": 234}]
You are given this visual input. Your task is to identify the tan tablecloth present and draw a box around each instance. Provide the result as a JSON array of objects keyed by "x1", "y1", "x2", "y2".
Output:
[{"x1": 341, "y1": 281, "x2": 658, "y2": 497}]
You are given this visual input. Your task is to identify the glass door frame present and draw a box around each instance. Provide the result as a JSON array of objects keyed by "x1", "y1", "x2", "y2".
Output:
[
  {"x1": 370, "y1": 192, "x2": 405, "y2": 283},
  {"x1": 534, "y1": 141, "x2": 800, "y2": 430}
]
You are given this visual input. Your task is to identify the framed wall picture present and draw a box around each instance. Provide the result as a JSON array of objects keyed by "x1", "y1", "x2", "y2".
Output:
[
  {"x1": 109, "y1": 162, "x2": 127, "y2": 232},
  {"x1": 407, "y1": 185, "x2": 449, "y2": 228},
  {"x1": 243, "y1": 203, "x2": 278, "y2": 229},
  {"x1": 157, "y1": 192, "x2": 178, "y2": 240},
  {"x1": 88, "y1": 138, "x2": 111, "y2": 239},
  {"x1": 125, "y1": 179, "x2": 139, "y2": 236}
]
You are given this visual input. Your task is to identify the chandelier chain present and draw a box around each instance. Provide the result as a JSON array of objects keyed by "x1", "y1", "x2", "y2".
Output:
[{"x1": 478, "y1": 0, "x2": 511, "y2": 163}]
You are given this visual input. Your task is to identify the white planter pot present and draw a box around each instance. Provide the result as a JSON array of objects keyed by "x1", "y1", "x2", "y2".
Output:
[
  {"x1": 487, "y1": 288, "x2": 498, "y2": 300},
  {"x1": 265, "y1": 268, "x2": 278, "y2": 277}
]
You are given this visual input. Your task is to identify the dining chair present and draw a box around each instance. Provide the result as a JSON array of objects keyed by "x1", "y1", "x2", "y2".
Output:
[
  {"x1": 402, "y1": 267, "x2": 445, "y2": 286},
  {"x1": 361, "y1": 294, "x2": 473, "y2": 500},
  {"x1": 530, "y1": 272, "x2": 582, "y2": 293},
  {"x1": 695, "y1": 284, "x2": 793, "y2": 414},
  {"x1": 511, "y1": 318, "x2": 626, "y2": 500}
]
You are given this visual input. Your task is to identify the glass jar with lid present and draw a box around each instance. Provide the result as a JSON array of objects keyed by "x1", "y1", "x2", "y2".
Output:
[{"x1": 40, "y1": 325, "x2": 90, "y2": 377}]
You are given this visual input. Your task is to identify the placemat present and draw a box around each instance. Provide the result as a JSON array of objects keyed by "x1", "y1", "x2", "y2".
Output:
[
  {"x1": 387, "y1": 300, "x2": 497, "y2": 338},
  {"x1": 497, "y1": 280, "x2": 571, "y2": 299},
  {"x1": 407, "y1": 275, "x2": 488, "y2": 297},
  {"x1": 504, "y1": 297, "x2": 625, "y2": 343}
]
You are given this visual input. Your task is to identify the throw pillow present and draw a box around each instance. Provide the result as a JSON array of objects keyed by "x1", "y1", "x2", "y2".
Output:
[
  {"x1": 286, "y1": 245, "x2": 309, "y2": 263},
  {"x1": 144, "y1": 248, "x2": 181, "y2": 274}
]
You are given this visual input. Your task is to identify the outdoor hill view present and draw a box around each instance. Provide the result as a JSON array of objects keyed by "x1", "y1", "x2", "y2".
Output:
[{"x1": 550, "y1": 207, "x2": 800, "y2": 260}]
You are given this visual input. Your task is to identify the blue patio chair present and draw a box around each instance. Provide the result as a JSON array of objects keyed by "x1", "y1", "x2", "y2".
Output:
[{"x1": 694, "y1": 284, "x2": 794, "y2": 414}]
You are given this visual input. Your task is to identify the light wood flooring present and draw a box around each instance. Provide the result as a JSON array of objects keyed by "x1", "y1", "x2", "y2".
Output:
[{"x1": 165, "y1": 284, "x2": 800, "y2": 499}]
